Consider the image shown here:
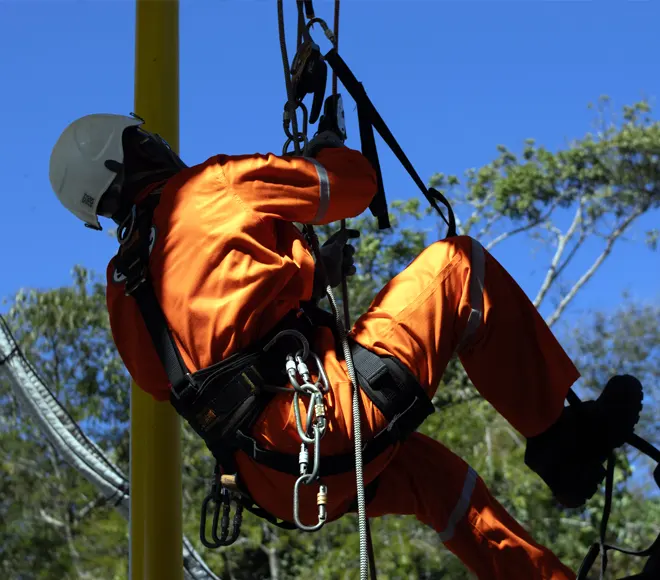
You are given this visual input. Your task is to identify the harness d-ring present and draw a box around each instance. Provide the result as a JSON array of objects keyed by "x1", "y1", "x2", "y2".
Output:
[{"x1": 117, "y1": 205, "x2": 137, "y2": 245}]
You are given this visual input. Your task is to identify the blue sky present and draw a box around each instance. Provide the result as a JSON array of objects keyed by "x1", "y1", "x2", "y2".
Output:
[{"x1": 1, "y1": 0, "x2": 658, "y2": 329}]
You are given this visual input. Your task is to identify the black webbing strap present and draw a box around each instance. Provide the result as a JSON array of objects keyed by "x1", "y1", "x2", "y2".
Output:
[
  {"x1": 302, "y1": 0, "x2": 315, "y2": 19},
  {"x1": 130, "y1": 281, "x2": 195, "y2": 397},
  {"x1": 115, "y1": 195, "x2": 190, "y2": 391},
  {"x1": 357, "y1": 91, "x2": 389, "y2": 230},
  {"x1": 114, "y1": 197, "x2": 196, "y2": 399},
  {"x1": 350, "y1": 340, "x2": 435, "y2": 436},
  {"x1": 233, "y1": 422, "x2": 398, "y2": 477},
  {"x1": 568, "y1": 388, "x2": 660, "y2": 580},
  {"x1": 323, "y1": 48, "x2": 457, "y2": 238},
  {"x1": 577, "y1": 453, "x2": 660, "y2": 580}
]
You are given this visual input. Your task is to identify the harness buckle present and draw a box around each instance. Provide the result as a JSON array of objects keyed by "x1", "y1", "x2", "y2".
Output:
[
  {"x1": 124, "y1": 270, "x2": 147, "y2": 296},
  {"x1": 170, "y1": 372, "x2": 199, "y2": 401}
]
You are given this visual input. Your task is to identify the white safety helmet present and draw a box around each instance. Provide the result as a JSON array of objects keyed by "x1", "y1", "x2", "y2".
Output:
[{"x1": 49, "y1": 113, "x2": 144, "y2": 230}]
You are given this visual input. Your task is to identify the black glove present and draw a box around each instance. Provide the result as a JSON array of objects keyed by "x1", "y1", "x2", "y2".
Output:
[
  {"x1": 312, "y1": 228, "x2": 360, "y2": 299},
  {"x1": 304, "y1": 130, "x2": 345, "y2": 158}
]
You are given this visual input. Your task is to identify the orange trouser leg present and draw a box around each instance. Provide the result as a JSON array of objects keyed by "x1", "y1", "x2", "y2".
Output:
[
  {"x1": 352, "y1": 235, "x2": 581, "y2": 438},
  {"x1": 365, "y1": 433, "x2": 576, "y2": 580}
]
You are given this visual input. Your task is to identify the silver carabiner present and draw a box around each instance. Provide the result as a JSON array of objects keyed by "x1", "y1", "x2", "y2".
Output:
[
  {"x1": 293, "y1": 478, "x2": 327, "y2": 532},
  {"x1": 292, "y1": 425, "x2": 327, "y2": 532},
  {"x1": 306, "y1": 17, "x2": 336, "y2": 46}
]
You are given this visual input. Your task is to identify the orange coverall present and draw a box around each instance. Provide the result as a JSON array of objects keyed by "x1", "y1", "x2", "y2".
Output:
[{"x1": 106, "y1": 147, "x2": 578, "y2": 579}]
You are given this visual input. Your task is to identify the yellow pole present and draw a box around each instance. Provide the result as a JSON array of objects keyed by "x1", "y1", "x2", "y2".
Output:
[{"x1": 131, "y1": 1, "x2": 182, "y2": 579}]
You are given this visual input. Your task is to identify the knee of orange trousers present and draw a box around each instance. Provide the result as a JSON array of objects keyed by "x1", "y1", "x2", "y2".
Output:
[
  {"x1": 359, "y1": 433, "x2": 478, "y2": 531},
  {"x1": 351, "y1": 235, "x2": 480, "y2": 393},
  {"x1": 350, "y1": 229, "x2": 579, "y2": 438},
  {"x1": 455, "y1": 244, "x2": 580, "y2": 438},
  {"x1": 360, "y1": 434, "x2": 575, "y2": 580},
  {"x1": 444, "y1": 480, "x2": 576, "y2": 580}
]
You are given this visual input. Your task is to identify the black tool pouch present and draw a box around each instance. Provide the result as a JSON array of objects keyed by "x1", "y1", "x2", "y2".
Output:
[{"x1": 170, "y1": 354, "x2": 277, "y2": 456}]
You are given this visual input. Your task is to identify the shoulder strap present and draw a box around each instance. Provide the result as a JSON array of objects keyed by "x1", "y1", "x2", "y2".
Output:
[{"x1": 113, "y1": 191, "x2": 197, "y2": 399}]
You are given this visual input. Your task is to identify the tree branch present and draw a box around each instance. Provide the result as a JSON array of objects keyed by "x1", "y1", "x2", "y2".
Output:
[
  {"x1": 260, "y1": 523, "x2": 280, "y2": 580},
  {"x1": 485, "y1": 426, "x2": 494, "y2": 478},
  {"x1": 505, "y1": 425, "x2": 524, "y2": 448},
  {"x1": 76, "y1": 492, "x2": 108, "y2": 523},
  {"x1": 533, "y1": 202, "x2": 583, "y2": 308},
  {"x1": 39, "y1": 509, "x2": 67, "y2": 529},
  {"x1": 475, "y1": 213, "x2": 500, "y2": 241},
  {"x1": 545, "y1": 207, "x2": 645, "y2": 328},
  {"x1": 485, "y1": 201, "x2": 559, "y2": 253},
  {"x1": 551, "y1": 230, "x2": 588, "y2": 286}
]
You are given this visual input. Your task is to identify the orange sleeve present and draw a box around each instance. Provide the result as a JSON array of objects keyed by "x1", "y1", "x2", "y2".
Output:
[{"x1": 220, "y1": 147, "x2": 378, "y2": 224}]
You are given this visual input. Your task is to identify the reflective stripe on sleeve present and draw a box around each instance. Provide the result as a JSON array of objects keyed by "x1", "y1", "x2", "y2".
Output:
[{"x1": 305, "y1": 157, "x2": 331, "y2": 224}]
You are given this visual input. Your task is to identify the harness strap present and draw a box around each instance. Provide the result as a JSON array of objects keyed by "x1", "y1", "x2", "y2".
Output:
[
  {"x1": 577, "y1": 452, "x2": 660, "y2": 580},
  {"x1": 130, "y1": 279, "x2": 194, "y2": 394},
  {"x1": 322, "y1": 48, "x2": 457, "y2": 238},
  {"x1": 350, "y1": 341, "x2": 435, "y2": 429},
  {"x1": 233, "y1": 422, "x2": 394, "y2": 477},
  {"x1": 114, "y1": 193, "x2": 194, "y2": 397},
  {"x1": 356, "y1": 94, "x2": 389, "y2": 229}
]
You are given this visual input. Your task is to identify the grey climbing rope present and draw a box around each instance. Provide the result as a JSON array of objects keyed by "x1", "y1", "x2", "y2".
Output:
[{"x1": 276, "y1": 2, "x2": 372, "y2": 578}]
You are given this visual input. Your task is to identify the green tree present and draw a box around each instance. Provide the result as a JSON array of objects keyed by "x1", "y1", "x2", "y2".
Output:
[{"x1": 1, "y1": 266, "x2": 128, "y2": 580}]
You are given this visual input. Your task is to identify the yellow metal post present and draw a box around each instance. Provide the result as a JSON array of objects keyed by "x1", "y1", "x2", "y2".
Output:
[{"x1": 131, "y1": 1, "x2": 183, "y2": 579}]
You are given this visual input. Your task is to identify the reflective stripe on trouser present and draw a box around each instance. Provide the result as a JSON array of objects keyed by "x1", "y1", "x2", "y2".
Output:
[
  {"x1": 363, "y1": 432, "x2": 576, "y2": 580},
  {"x1": 351, "y1": 235, "x2": 580, "y2": 439}
]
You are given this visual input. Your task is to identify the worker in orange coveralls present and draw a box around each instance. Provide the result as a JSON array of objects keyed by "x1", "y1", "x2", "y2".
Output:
[{"x1": 49, "y1": 113, "x2": 643, "y2": 579}]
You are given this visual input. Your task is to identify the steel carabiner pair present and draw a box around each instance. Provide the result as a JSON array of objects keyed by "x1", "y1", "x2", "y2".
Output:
[{"x1": 199, "y1": 467, "x2": 243, "y2": 548}]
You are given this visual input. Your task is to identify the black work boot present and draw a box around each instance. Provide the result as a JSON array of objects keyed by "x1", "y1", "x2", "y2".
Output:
[{"x1": 524, "y1": 375, "x2": 643, "y2": 508}]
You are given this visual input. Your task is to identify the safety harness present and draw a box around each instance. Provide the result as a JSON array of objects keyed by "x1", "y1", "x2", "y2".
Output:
[{"x1": 112, "y1": 188, "x2": 435, "y2": 547}]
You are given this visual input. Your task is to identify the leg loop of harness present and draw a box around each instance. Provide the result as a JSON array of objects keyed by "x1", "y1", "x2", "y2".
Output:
[
  {"x1": 231, "y1": 342, "x2": 433, "y2": 479},
  {"x1": 348, "y1": 340, "x2": 436, "y2": 439}
]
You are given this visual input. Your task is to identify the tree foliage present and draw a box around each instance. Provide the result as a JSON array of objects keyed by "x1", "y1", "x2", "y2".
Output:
[{"x1": 2, "y1": 99, "x2": 659, "y2": 579}]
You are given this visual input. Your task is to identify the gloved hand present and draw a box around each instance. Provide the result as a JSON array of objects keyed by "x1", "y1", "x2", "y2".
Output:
[
  {"x1": 312, "y1": 228, "x2": 360, "y2": 299},
  {"x1": 304, "y1": 129, "x2": 345, "y2": 158}
]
